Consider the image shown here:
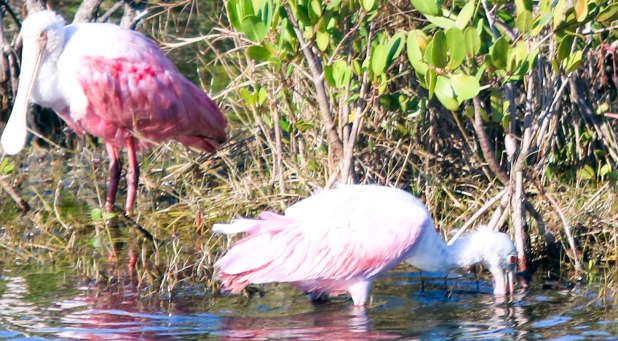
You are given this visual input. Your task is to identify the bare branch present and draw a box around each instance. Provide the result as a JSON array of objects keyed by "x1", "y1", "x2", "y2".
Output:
[
  {"x1": 284, "y1": 4, "x2": 343, "y2": 173},
  {"x1": 73, "y1": 0, "x2": 103, "y2": 23},
  {"x1": 0, "y1": 175, "x2": 30, "y2": 212},
  {"x1": 472, "y1": 97, "x2": 509, "y2": 184},
  {"x1": 448, "y1": 189, "x2": 507, "y2": 245}
]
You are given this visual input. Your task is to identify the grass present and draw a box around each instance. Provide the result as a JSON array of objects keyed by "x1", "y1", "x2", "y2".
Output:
[{"x1": 0, "y1": 132, "x2": 616, "y2": 300}]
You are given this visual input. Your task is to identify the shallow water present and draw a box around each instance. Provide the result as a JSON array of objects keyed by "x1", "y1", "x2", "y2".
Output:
[{"x1": 0, "y1": 268, "x2": 615, "y2": 340}]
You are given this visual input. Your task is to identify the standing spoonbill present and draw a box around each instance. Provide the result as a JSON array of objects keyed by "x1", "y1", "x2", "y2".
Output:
[
  {"x1": 214, "y1": 184, "x2": 517, "y2": 306},
  {"x1": 1, "y1": 10, "x2": 226, "y2": 213}
]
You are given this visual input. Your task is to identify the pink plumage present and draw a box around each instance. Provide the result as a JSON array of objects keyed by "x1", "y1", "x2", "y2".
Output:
[
  {"x1": 214, "y1": 185, "x2": 429, "y2": 306},
  {"x1": 1, "y1": 11, "x2": 226, "y2": 213},
  {"x1": 214, "y1": 185, "x2": 518, "y2": 306}
]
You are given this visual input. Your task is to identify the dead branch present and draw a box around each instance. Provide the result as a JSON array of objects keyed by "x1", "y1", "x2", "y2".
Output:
[
  {"x1": 472, "y1": 97, "x2": 509, "y2": 184},
  {"x1": 0, "y1": 175, "x2": 30, "y2": 212},
  {"x1": 284, "y1": 3, "x2": 344, "y2": 173}
]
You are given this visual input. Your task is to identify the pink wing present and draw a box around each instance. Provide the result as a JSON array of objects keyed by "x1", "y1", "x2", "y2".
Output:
[
  {"x1": 215, "y1": 207, "x2": 424, "y2": 295},
  {"x1": 74, "y1": 54, "x2": 226, "y2": 151}
]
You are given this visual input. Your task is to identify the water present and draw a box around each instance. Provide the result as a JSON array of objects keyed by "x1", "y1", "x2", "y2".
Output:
[{"x1": 0, "y1": 268, "x2": 615, "y2": 340}]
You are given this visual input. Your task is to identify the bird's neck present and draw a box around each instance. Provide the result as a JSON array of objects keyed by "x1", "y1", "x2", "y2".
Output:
[
  {"x1": 405, "y1": 228, "x2": 485, "y2": 273},
  {"x1": 444, "y1": 235, "x2": 486, "y2": 270}
]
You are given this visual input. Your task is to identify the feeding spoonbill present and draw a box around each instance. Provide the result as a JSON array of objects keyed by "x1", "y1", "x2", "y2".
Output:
[
  {"x1": 214, "y1": 184, "x2": 517, "y2": 306},
  {"x1": 1, "y1": 10, "x2": 226, "y2": 213}
]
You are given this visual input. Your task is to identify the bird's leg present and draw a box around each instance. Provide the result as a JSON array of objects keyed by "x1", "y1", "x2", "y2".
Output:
[
  {"x1": 125, "y1": 137, "x2": 139, "y2": 214},
  {"x1": 348, "y1": 280, "x2": 372, "y2": 306},
  {"x1": 105, "y1": 143, "x2": 122, "y2": 212}
]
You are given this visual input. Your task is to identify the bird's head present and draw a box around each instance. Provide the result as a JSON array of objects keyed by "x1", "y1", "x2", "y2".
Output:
[
  {"x1": 452, "y1": 226, "x2": 517, "y2": 295},
  {"x1": 1, "y1": 10, "x2": 65, "y2": 155},
  {"x1": 474, "y1": 226, "x2": 517, "y2": 295}
]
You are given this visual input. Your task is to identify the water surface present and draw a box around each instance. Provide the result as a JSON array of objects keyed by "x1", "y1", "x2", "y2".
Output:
[{"x1": 0, "y1": 268, "x2": 615, "y2": 340}]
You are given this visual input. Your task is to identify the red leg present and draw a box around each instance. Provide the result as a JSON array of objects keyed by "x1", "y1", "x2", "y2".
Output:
[
  {"x1": 105, "y1": 143, "x2": 122, "y2": 212},
  {"x1": 125, "y1": 137, "x2": 139, "y2": 213}
]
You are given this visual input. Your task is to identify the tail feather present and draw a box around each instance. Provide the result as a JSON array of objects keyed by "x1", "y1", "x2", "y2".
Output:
[
  {"x1": 214, "y1": 213, "x2": 298, "y2": 292},
  {"x1": 212, "y1": 219, "x2": 260, "y2": 235}
]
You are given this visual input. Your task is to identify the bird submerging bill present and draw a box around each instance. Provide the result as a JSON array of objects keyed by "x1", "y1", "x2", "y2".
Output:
[
  {"x1": 214, "y1": 185, "x2": 518, "y2": 306},
  {"x1": 1, "y1": 10, "x2": 226, "y2": 213}
]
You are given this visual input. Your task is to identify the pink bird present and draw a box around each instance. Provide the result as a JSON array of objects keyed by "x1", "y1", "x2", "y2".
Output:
[
  {"x1": 214, "y1": 185, "x2": 517, "y2": 306},
  {"x1": 1, "y1": 11, "x2": 226, "y2": 213}
]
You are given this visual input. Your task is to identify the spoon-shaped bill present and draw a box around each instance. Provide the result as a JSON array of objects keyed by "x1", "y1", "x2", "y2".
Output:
[{"x1": 1, "y1": 41, "x2": 45, "y2": 155}]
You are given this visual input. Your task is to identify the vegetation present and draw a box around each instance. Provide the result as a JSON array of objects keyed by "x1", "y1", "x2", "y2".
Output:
[{"x1": 0, "y1": 0, "x2": 616, "y2": 298}]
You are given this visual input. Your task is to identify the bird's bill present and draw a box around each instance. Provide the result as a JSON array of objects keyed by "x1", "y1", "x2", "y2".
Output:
[
  {"x1": 492, "y1": 268, "x2": 515, "y2": 296},
  {"x1": 1, "y1": 40, "x2": 44, "y2": 155}
]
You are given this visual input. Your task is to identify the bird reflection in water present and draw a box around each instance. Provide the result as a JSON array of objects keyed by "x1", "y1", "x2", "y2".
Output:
[{"x1": 218, "y1": 304, "x2": 399, "y2": 340}]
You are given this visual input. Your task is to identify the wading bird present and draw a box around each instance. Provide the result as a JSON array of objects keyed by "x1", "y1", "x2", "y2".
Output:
[
  {"x1": 214, "y1": 184, "x2": 517, "y2": 306},
  {"x1": 1, "y1": 10, "x2": 226, "y2": 213}
]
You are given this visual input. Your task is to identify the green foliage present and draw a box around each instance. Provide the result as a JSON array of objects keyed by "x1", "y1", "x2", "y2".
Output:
[{"x1": 0, "y1": 158, "x2": 15, "y2": 175}]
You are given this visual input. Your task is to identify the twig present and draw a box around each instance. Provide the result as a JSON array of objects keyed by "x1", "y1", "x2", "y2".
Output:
[
  {"x1": 341, "y1": 21, "x2": 375, "y2": 184},
  {"x1": 97, "y1": 0, "x2": 125, "y2": 23},
  {"x1": 0, "y1": 0, "x2": 21, "y2": 29},
  {"x1": 72, "y1": 0, "x2": 103, "y2": 23},
  {"x1": 113, "y1": 208, "x2": 160, "y2": 246},
  {"x1": 447, "y1": 189, "x2": 507, "y2": 245},
  {"x1": 472, "y1": 97, "x2": 508, "y2": 184},
  {"x1": 0, "y1": 175, "x2": 30, "y2": 212},
  {"x1": 284, "y1": 3, "x2": 343, "y2": 163},
  {"x1": 53, "y1": 180, "x2": 71, "y2": 230},
  {"x1": 533, "y1": 179, "x2": 582, "y2": 273}
]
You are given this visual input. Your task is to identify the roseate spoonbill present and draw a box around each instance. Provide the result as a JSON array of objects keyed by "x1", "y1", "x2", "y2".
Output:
[
  {"x1": 1, "y1": 11, "x2": 226, "y2": 212},
  {"x1": 214, "y1": 185, "x2": 517, "y2": 306}
]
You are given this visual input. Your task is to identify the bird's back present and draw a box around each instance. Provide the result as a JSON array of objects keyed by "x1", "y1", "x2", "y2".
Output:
[
  {"x1": 216, "y1": 185, "x2": 432, "y2": 294},
  {"x1": 56, "y1": 23, "x2": 226, "y2": 151}
]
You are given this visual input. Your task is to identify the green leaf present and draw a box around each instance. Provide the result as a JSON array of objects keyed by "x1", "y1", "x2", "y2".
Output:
[
  {"x1": 407, "y1": 30, "x2": 428, "y2": 75},
  {"x1": 451, "y1": 73, "x2": 480, "y2": 102},
  {"x1": 309, "y1": 0, "x2": 323, "y2": 20},
  {"x1": 316, "y1": 30, "x2": 329, "y2": 51},
  {"x1": 599, "y1": 163, "x2": 611, "y2": 177},
  {"x1": 246, "y1": 45, "x2": 272, "y2": 62},
  {"x1": 0, "y1": 158, "x2": 15, "y2": 175},
  {"x1": 513, "y1": 41, "x2": 528, "y2": 66},
  {"x1": 463, "y1": 27, "x2": 481, "y2": 57},
  {"x1": 255, "y1": 0, "x2": 275, "y2": 28},
  {"x1": 325, "y1": 60, "x2": 351, "y2": 88},
  {"x1": 90, "y1": 208, "x2": 103, "y2": 220},
  {"x1": 239, "y1": 88, "x2": 256, "y2": 106},
  {"x1": 574, "y1": 0, "x2": 588, "y2": 22},
  {"x1": 557, "y1": 35, "x2": 574, "y2": 62},
  {"x1": 455, "y1": 0, "x2": 476, "y2": 29},
  {"x1": 446, "y1": 27, "x2": 465, "y2": 70},
  {"x1": 425, "y1": 68, "x2": 437, "y2": 99},
  {"x1": 553, "y1": 0, "x2": 566, "y2": 28},
  {"x1": 514, "y1": 0, "x2": 532, "y2": 14},
  {"x1": 490, "y1": 36, "x2": 509, "y2": 69},
  {"x1": 577, "y1": 164, "x2": 595, "y2": 180},
  {"x1": 425, "y1": 15, "x2": 457, "y2": 29},
  {"x1": 531, "y1": 13, "x2": 553, "y2": 36},
  {"x1": 386, "y1": 32, "x2": 407, "y2": 67},
  {"x1": 227, "y1": 0, "x2": 242, "y2": 31},
  {"x1": 516, "y1": 10, "x2": 533, "y2": 33},
  {"x1": 295, "y1": 119, "x2": 314, "y2": 132},
  {"x1": 564, "y1": 50, "x2": 583, "y2": 73},
  {"x1": 372, "y1": 43, "x2": 388, "y2": 75},
  {"x1": 362, "y1": 0, "x2": 377, "y2": 11},
  {"x1": 425, "y1": 31, "x2": 447, "y2": 68},
  {"x1": 257, "y1": 87, "x2": 267, "y2": 105},
  {"x1": 409, "y1": 0, "x2": 439, "y2": 16},
  {"x1": 241, "y1": 16, "x2": 268, "y2": 42},
  {"x1": 597, "y1": 2, "x2": 618, "y2": 22},
  {"x1": 434, "y1": 75, "x2": 460, "y2": 110}
]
